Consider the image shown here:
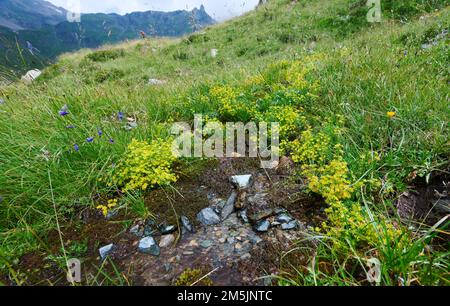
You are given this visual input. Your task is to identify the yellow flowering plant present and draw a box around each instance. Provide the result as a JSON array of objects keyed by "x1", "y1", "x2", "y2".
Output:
[{"x1": 112, "y1": 138, "x2": 178, "y2": 192}]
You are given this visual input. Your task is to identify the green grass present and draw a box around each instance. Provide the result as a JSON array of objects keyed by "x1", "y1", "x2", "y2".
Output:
[{"x1": 0, "y1": 0, "x2": 449, "y2": 285}]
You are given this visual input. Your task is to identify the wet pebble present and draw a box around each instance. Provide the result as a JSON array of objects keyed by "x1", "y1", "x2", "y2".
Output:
[
  {"x1": 238, "y1": 209, "x2": 249, "y2": 223},
  {"x1": 197, "y1": 207, "x2": 221, "y2": 226},
  {"x1": 138, "y1": 237, "x2": 160, "y2": 256},
  {"x1": 254, "y1": 219, "x2": 270, "y2": 232},
  {"x1": 281, "y1": 220, "x2": 298, "y2": 231},
  {"x1": 159, "y1": 234, "x2": 175, "y2": 248},
  {"x1": 221, "y1": 191, "x2": 237, "y2": 221},
  {"x1": 200, "y1": 240, "x2": 213, "y2": 248},
  {"x1": 180, "y1": 215, "x2": 194, "y2": 232},
  {"x1": 99, "y1": 243, "x2": 114, "y2": 260},
  {"x1": 276, "y1": 213, "x2": 294, "y2": 224}
]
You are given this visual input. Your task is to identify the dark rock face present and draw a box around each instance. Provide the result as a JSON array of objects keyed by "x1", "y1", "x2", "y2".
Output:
[{"x1": 197, "y1": 207, "x2": 221, "y2": 226}]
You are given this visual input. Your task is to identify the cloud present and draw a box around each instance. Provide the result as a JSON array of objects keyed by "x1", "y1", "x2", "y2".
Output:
[{"x1": 48, "y1": 0, "x2": 260, "y2": 21}]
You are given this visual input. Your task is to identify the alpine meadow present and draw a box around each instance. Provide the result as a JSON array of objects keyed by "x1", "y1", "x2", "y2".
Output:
[{"x1": 0, "y1": 0, "x2": 449, "y2": 287}]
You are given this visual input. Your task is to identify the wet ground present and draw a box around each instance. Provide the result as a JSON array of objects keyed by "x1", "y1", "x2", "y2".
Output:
[{"x1": 4, "y1": 157, "x2": 323, "y2": 286}]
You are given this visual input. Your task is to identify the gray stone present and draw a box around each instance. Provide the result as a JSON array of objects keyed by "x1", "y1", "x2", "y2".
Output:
[
  {"x1": 99, "y1": 243, "x2": 114, "y2": 260},
  {"x1": 130, "y1": 225, "x2": 143, "y2": 237},
  {"x1": 238, "y1": 209, "x2": 249, "y2": 223},
  {"x1": 227, "y1": 237, "x2": 235, "y2": 244},
  {"x1": 138, "y1": 236, "x2": 160, "y2": 256},
  {"x1": 21, "y1": 69, "x2": 41, "y2": 84},
  {"x1": 249, "y1": 208, "x2": 273, "y2": 222},
  {"x1": 230, "y1": 174, "x2": 252, "y2": 189},
  {"x1": 163, "y1": 263, "x2": 172, "y2": 272},
  {"x1": 281, "y1": 220, "x2": 298, "y2": 231},
  {"x1": 200, "y1": 240, "x2": 213, "y2": 248},
  {"x1": 197, "y1": 207, "x2": 221, "y2": 226},
  {"x1": 274, "y1": 207, "x2": 287, "y2": 215},
  {"x1": 254, "y1": 220, "x2": 270, "y2": 232},
  {"x1": 240, "y1": 253, "x2": 251, "y2": 260},
  {"x1": 276, "y1": 214, "x2": 294, "y2": 224},
  {"x1": 221, "y1": 191, "x2": 237, "y2": 221},
  {"x1": 180, "y1": 215, "x2": 194, "y2": 232},
  {"x1": 105, "y1": 210, "x2": 118, "y2": 220},
  {"x1": 0, "y1": 99, "x2": 5, "y2": 105},
  {"x1": 125, "y1": 122, "x2": 138, "y2": 131},
  {"x1": 159, "y1": 234, "x2": 176, "y2": 248},
  {"x1": 148, "y1": 78, "x2": 166, "y2": 85},
  {"x1": 249, "y1": 235, "x2": 263, "y2": 245}
]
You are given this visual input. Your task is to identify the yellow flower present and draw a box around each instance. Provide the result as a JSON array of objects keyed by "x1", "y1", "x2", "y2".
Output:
[{"x1": 387, "y1": 111, "x2": 396, "y2": 118}]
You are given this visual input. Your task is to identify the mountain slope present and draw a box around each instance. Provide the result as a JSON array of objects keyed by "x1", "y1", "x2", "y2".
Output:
[
  {"x1": 0, "y1": 5, "x2": 215, "y2": 76},
  {"x1": 0, "y1": 0, "x2": 448, "y2": 286},
  {"x1": 0, "y1": 0, "x2": 67, "y2": 30}
]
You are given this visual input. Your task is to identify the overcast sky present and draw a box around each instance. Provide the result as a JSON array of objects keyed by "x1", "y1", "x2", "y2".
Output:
[{"x1": 47, "y1": 0, "x2": 260, "y2": 21}]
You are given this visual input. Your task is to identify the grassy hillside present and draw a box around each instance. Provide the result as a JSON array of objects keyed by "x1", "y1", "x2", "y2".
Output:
[
  {"x1": 0, "y1": 0, "x2": 449, "y2": 285},
  {"x1": 0, "y1": 5, "x2": 215, "y2": 77}
]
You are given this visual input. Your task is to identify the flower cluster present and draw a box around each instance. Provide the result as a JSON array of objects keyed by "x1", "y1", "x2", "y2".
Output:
[
  {"x1": 112, "y1": 138, "x2": 178, "y2": 192},
  {"x1": 211, "y1": 85, "x2": 256, "y2": 122},
  {"x1": 289, "y1": 129, "x2": 333, "y2": 166},
  {"x1": 96, "y1": 198, "x2": 118, "y2": 217}
]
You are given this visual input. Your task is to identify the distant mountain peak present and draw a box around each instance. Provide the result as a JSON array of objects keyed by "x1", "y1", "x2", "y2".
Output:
[{"x1": 0, "y1": 0, "x2": 68, "y2": 30}]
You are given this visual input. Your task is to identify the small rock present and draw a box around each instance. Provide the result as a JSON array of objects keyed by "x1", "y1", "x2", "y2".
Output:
[
  {"x1": 211, "y1": 48, "x2": 218, "y2": 58},
  {"x1": 197, "y1": 207, "x2": 221, "y2": 226},
  {"x1": 183, "y1": 251, "x2": 194, "y2": 255},
  {"x1": 274, "y1": 207, "x2": 287, "y2": 215},
  {"x1": 235, "y1": 243, "x2": 242, "y2": 250},
  {"x1": 125, "y1": 122, "x2": 138, "y2": 131},
  {"x1": 249, "y1": 208, "x2": 274, "y2": 222},
  {"x1": 200, "y1": 240, "x2": 213, "y2": 248},
  {"x1": 238, "y1": 209, "x2": 249, "y2": 223},
  {"x1": 227, "y1": 237, "x2": 235, "y2": 244},
  {"x1": 189, "y1": 240, "x2": 199, "y2": 247},
  {"x1": 254, "y1": 220, "x2": 270, "y2": 232},
  {"x1": 99, "y1": 244, "x2": 114, "y2": 260},
  {"x1": 129, "y1": 225, "x2": 143, "y2": 237},
  {"x1": 159, "y1": 234, "x2": 175, "y2": 248},
  {"x1": 230, "y1": 174, "x2": 252, "y2": 189},
  {"x1": 180, "y1": 215, "x2": 194, "y2": 232},
  {"x1": 229, "y1": 230, "x2": 239, "y2": 237},
  {"x1": 148, "y1": 78, "x2": 166, "y2": 85},
  {"x1": 0, "y1": 99, "x2": 5, "y2": 105},
  {"x1": 219, "y1": 237, "x2": 226, "y2": 243},
  {"x1": 281, "y1": 220, "x2": 298, "y2": 231},
  {"x1": 163, "y1": 263, "x2": 172, "y2": 272},
  {"x1": 249, "y1": 235, "x2": 263, "y2": 245},
  {"x1": 105, "y1": 210, "x2": 118, "y2": 220},
  {"x1": 240, "y1": 253, "x2": 251, "y2": 260},
  {"x1": 138, "y1": 237, "x2": 160, "y2": 256},
  {"x1": 21, "y1": 69, "x2": 42, "y2": 84},
  {"x1": 159, "y1": 224, "x2": 177, "y2": 235},
  {"x1": 221, "y1": 191, "x2": 237, "y2": 221},
  {"x1": 276, "y1": 214, "x2": 294, "y2": 224}
]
